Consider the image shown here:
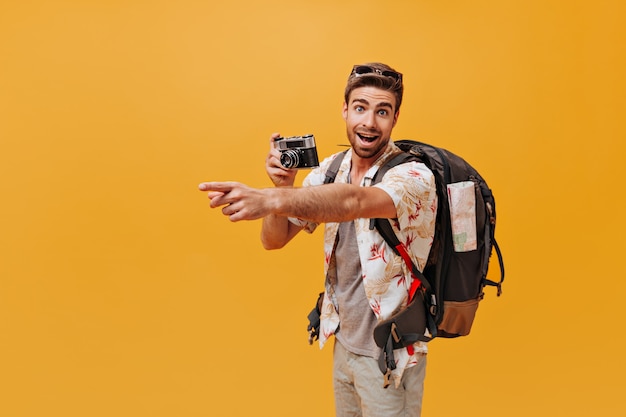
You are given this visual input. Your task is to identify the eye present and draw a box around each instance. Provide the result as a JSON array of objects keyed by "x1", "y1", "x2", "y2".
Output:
[
  {"x1": 378, "y1": 109, "x2": 389, "y2": 116},
  {"x1": 355, "y1": 105, "x2": 365, "y2": 112}
]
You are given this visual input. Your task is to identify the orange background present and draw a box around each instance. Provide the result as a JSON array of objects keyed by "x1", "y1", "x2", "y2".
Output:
[{"x1": 1, "y1": 1, "x2": 624, "y2": 416}]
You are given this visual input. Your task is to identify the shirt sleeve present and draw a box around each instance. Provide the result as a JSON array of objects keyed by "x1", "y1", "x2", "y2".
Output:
[{"x1": 373, "y1": 161, "x2": 438, "y2": 267}]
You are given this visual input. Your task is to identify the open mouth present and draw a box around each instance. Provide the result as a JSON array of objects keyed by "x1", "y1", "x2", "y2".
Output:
[{"x1": 357, "y1": 133, "x2": 379, "y2": 143}]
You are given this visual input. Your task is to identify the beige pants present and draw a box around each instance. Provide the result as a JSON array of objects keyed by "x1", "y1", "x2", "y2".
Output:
[{"x1": 333, "y1": 339, "x2": 426, "y2": 417}]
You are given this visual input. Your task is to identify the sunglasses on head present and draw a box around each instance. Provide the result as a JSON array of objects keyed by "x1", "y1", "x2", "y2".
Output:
[{"x1": 351, "y1": 65, "x2": 403, "y2": 81}]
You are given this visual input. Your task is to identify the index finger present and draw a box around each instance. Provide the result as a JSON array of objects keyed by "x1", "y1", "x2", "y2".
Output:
[
  {"x1": 269, "y1": 132, "x2": 281, "y2": 148},
  {"x1": 198, "y1": 182, "x2": 237, "y2": 192}
]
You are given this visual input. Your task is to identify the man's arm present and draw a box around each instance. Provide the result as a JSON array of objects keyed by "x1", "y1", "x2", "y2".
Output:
[
  {"x1": 199, "y1": 133, "x2": 396, "y2": 249},
  {"x1": 260, "y1": 213, "x2": 303, "y2": 250},
  {"x1": 273, "y1": 183, "x2": 396, "y2": 222},
  {"x1": 258, "y1": 133, "x2": 303, "y2": 249},
  {"x1": 198, "y1": 181, "x2": 396, "y2": 224}
]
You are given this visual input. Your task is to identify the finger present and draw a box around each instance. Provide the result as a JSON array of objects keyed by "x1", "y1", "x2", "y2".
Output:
[
  {"x1": 228, "y1": 211, "x2": 244, "y2": 222},
  {"x1": 266, "y1": 149, "x2": 283, "y2": 167},
  {"x1": 207, "y1": 191, "x2": 224, "y2": 199},
  {"x1": 270, "y1": 132, "x2": 281, "y2": 148},
  {"x1": 198, "y1": 182, "x2": 236, "y2": 192},
  {"x1": 226, "y1": 206, "x2": 254, "y2": 222},
  {"x1": 210, "y1": 192, "x2": 232, "y2": 208},
  {"x1": 221, "y1": 203, "x2": 236, "y2": 216},
  {"x1": 266, "y1": 147, "x2": 278, "y2": 160}
]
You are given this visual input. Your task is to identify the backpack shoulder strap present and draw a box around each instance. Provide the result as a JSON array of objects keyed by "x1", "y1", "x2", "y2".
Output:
[
  {"x1": 374, "y1": 218, "x2": 438, "y2": 339},
  {"x1": 323, "y1": 150, "x2": 348, "y2": 184},
  {"x1": 373, "y1": 217, "x2": 432, "y2": 294},
  {"x1": 371, "y1": 151, "x2": 421, "y2": 183},
  {"x1": 325, "y1": 147, "x2": 420, "y2": 185}
]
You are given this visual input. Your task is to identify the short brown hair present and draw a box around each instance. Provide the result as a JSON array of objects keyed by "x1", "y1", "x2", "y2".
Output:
[{"x1": 344, "y1": 62, "x2": 404, "y2": 113}]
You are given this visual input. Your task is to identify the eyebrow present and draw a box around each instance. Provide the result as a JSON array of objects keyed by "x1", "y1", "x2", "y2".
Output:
[{"x1": 351, "y1": 98, "x2": 394, "y2": 110}]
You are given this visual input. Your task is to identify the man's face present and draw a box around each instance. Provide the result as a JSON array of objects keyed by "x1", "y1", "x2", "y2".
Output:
[{"x1": 343, "y1": 86, "x2": 399, "y2": 161}]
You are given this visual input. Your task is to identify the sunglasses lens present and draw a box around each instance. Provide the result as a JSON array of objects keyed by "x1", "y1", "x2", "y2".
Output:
[
  {"x1": 382, "y1": 71, "x2": 400, "y2": 80},
  {"x1": 354, "y1": 65, "x2": 374, "y2": 75}
]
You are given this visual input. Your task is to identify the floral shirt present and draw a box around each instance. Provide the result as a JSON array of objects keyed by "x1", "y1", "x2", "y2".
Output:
[{"x1": 290, "y1": 141, "x2": 437, "y2": 386}]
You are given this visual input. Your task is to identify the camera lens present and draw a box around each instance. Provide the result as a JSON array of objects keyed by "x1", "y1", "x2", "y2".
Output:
[{"x1": 280, "y1": 150, "x2": 300, "y2": 168}]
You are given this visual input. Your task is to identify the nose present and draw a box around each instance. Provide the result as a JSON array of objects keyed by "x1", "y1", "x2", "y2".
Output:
[{"x1": 362, "y1": 110, "x2": 377, "y2": 129}]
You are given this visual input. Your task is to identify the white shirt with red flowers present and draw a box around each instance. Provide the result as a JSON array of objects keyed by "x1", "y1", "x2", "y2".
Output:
[{"x1": 290, "y1": 141, "x2": 437, "y2": 387}]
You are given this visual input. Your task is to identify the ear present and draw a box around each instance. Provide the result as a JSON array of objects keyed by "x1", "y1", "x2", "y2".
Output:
[
  {"x1": 392, "y1": 110, "x2": 400, "y2": 127},
  {"x1": 342, "y1": 102, "x2": 348, "y2": 120}
]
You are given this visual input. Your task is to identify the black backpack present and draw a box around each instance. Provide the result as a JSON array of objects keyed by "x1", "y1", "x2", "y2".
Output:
[{"x1": 309, "y1": 140, "x2": 504, "y2": 357}]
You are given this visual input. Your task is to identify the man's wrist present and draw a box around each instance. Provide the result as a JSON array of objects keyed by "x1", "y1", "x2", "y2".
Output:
[{"x1": 266, "y1": 187, "x2": 285, "y2": 217}]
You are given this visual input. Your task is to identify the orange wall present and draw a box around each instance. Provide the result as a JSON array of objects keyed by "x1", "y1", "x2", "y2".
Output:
[{"x1": 1, "y1": 1, "x2": 624, "y2": 416}]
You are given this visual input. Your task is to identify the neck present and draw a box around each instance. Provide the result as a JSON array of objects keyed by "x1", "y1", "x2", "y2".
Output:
[
  {"x1": 349, "y1": 142, "x2": 390, "y2": 184},
  {"x1": 349, "y1": 156, "x2": 373, "y2": 185}
]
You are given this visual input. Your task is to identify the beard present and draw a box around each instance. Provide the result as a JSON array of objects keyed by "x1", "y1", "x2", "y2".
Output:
[{"x1": 347, "y1": 128, "x2": 390, "y2": 160}]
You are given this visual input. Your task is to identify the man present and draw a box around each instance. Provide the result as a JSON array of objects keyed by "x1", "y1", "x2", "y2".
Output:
[{"x1": 199, "y1": 63, "x2": 437, "y2": 416}]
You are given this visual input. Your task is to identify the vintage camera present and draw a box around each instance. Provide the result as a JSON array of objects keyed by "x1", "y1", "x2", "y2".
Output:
[{"x1": 275, "y1": 134, "x2": 320, "y2": 169}]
